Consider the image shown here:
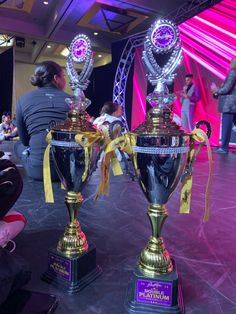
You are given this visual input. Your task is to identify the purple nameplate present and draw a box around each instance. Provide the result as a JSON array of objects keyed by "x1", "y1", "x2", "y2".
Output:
[
  {"x1": 136, "y1": 279, "x2": 172, "y2": 306},
  {"x1": 49, "y1": 253, "x2": 72, "y2": 282}
]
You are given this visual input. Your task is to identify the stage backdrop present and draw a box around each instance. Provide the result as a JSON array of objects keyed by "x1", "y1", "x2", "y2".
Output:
[
  {"x1": 0, "y1": 47, "x2": 14, "y2": 117},
  {"x1": 129, "y1": 0, "x2": 235, "y2": 147}
]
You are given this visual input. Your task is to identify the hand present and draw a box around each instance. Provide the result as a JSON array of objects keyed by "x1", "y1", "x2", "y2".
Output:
[
  {"x1": 210, "y1": 82, "x2": 217, "y2": 93},
  {"x1": 179, "y1": 91, "x2": 187, "y2": 98}
]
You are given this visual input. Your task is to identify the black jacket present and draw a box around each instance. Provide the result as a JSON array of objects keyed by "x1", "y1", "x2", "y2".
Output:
[{"x1": 16, "y1": 84, "x2": 70, "y2": 165}]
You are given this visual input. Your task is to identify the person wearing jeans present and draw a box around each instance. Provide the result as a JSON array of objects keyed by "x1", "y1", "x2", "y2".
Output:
[{"x1": 211, "y1": 57, "x2": 236, "y2": 154}]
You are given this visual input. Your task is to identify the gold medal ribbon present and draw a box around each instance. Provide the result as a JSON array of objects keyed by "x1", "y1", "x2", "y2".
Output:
[{"x1": 180, "y1": 128, "x2": 212, "y2": 222}]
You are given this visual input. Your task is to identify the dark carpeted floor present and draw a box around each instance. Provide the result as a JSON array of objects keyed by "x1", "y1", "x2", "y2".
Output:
[{"x1": 1, "y1": 140, "x2": 236, "y2": 314}]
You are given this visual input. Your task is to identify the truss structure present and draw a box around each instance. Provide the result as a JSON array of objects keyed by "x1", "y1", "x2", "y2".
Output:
[
  {"x1": 113, "y1": 0, "x2": 222, "y2": 129},
  {"x1": 112, "y1": 34, "x2": 144, "y2": 129},
  {"x1": 166, "y1": 0, "x2": 222, "y2": 25}
]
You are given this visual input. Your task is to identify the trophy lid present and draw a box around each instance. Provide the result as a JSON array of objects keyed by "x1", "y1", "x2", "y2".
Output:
[
  {"x1": 50, "y1": 33, "x2": 97, "y2": 134},
  {"x1": 134, "y1": 106, "x2": 185, "y2": 137},
  {"x1": 50, "y1": 109, "x2": 96, "y2": 133},
  {"x1": 135, "y1": 19, "x2": 186, "y2": 138}
]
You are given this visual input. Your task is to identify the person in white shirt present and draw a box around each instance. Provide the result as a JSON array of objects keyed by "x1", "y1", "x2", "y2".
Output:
[
  {"x1": 179, "y1": 74, "x2": 201, "y2": 132},
  {"x1": 93, "y1": 101, "x2": 123, "y2": 128},
  {"x1": 93, "y1": 101, "x2": 124, "y2": 161}
]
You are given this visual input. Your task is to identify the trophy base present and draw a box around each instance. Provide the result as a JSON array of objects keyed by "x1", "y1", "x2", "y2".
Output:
[
  {"x1": 125, "y1": 261, "x2": 184, "y2": 314},
  {"x1": 42, "y1": 241, "x2": 102, "y2": 294}
]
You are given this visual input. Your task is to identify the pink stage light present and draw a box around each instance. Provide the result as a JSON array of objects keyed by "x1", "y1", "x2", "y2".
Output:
[
  {"x1": 133, "y1": 76, "x2": 146, "y2": 115},
  {"x1": 182, "y1": 47, "x2": 225, "y2": 80},
  {"x1": 179, "y1": 24, "x2": 234, "y2": 60},
  {"x1": 180, "y1": 32, "x2": 230, "y2": 69},
  {"x1": 180, "y1": 0, "x2": 236, "y2": 77},
  {"x1": 193, "y1": 16, "x2": 236, "y2": 39},
  {"x1": 131, "y1": 47, "x2": 147, "y2": 130}
]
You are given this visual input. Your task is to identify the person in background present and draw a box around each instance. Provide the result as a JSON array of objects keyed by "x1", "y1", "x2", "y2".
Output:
[
  {"x1": 15, "y1": 61, "x2": 70, "y2": 180},
  {"x1": 179, "y1": 74, "x2": 201, "y2": 132},
  {"x1": 211, "y1": 57, "x2": 236, "y2": 154},
  {"x1": 93, "y1": 101, "x2": 125, "y2": 161},
  {"x1": 0, "y1": 113, "x2": 17, "y2": 140},
  {"x1": 93, "y1": 101, "x2": 123, "y2": 128}
]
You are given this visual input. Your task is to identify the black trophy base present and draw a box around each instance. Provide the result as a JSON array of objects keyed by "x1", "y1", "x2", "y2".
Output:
[
  {"x1": 42, "y1": 241, "x2": 102, "y2": 294},
  {"x1": 125, "y1": 260, "x2": 185, "y2": 314}
]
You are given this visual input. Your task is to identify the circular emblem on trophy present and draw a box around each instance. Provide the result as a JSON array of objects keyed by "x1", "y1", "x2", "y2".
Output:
[
  {"x1": 70, "y1": 35, "x2": 90, "y2": 63},
  {"x1": 150, "y1": 20, "x2": 178, "y2": 52}
]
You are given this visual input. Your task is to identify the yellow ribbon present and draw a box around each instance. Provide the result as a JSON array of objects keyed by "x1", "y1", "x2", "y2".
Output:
[
  {"x1": 180, "y1": 128, "x2": 212, "y2": 222},
  {"x1": 95, "y1": 133, "x2": 137, "y2": 199},
  {"x1": 43, "y1": 131, "x2": 54, "y2": 203},
  {"x1": 75, "y1": 132, "x2": 101, "y2": 182}
]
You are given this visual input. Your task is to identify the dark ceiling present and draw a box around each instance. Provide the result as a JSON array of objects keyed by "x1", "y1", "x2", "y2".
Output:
[{"x1": 0, "y1": 0, "x2": 221, "y2": 67}]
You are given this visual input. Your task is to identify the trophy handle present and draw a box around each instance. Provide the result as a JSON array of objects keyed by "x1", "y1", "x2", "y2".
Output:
[
  {"x1": 195, "y1": 120, "x2": 211, "y2": 138},
  {"x1": 108, "y1": 120, "x2": 124, "y2": 140}
]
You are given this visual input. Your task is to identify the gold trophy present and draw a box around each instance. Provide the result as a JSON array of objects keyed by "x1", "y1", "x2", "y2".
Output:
[
  {"x1": 42, "y1": 34, "x2": 102, "y2": 293},
  {"x1": 125, "y1": 19, "x2": 200, "y2": 313}
]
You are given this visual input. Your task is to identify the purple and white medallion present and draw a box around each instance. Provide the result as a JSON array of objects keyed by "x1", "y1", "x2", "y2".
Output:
[
  {"x1": 151, "y1": 24, "x2": 176, "y2": 51},
  {"x1": 70, "y1": 36, "x2": 89, "y2": 63}
]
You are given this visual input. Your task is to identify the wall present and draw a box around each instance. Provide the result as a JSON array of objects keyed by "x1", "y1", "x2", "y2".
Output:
[{"x1": 13, "y1": 62, "x2": 73, "y2": 114}]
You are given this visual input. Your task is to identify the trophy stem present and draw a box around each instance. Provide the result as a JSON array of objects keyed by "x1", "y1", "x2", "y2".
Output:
[
  {"x1": 139, "y1": 204, "x2": 173, "y2": 277},
  {"x1": 57, "y1": 191, "x2": 88, "y2": 257}
]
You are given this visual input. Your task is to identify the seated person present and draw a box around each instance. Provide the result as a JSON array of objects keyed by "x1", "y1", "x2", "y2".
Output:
[
  {"x1": 14, "y1": 61, "x2": 71, "y2": 181},
  {"x1": 93, "y1": 101, "x2": 126, "y2": 162},
  {"x1": 93, "y1": 101, "x2": 124, "y2": 128},
  {"x1": 0, "y1": 113, "x2": 17, "y2": 141}
]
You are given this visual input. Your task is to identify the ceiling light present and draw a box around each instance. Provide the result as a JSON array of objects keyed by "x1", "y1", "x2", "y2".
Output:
[
  {"x1": 98, "y1": 54, "x2": 102, "y2": 58},
  {"x1": 61, "y1": 47, "x2": 69, "y2": 57},
  {"x1": 0, "y1": 35, "x2": 14, "y2": 47},
  {"x1": 43, "y1": 1, "x2": 49, "y2": 5},
  {"x1": 47, "y1": 45, "x2": 51, "y2": 48},
  {"x1": 93, "y1": 32, "x2": 98, "y2": 36}
]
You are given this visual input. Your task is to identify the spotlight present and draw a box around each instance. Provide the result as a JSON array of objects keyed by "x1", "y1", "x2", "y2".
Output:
[{"x1": 15, "y1": 37, "x2": 25, "y2": 48}]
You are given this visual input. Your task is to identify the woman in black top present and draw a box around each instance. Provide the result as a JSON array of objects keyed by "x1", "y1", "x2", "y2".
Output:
[{"x1": 15, "y1": 61, "x2": 71, "y2": 181}]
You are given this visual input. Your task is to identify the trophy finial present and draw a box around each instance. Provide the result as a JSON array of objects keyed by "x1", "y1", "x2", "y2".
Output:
[
  {"x1": 142, "y1": 19, "x2": 182, "y2": 109},
  {"x1": 66, "y1": 34, "x2": 93, "y2": 110}
]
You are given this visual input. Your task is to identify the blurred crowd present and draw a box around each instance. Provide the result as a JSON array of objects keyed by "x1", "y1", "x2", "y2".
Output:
[{"x1": 0, "y1": 112, "x2": 18, "y2": 141}]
